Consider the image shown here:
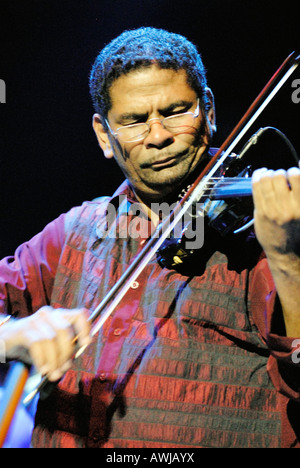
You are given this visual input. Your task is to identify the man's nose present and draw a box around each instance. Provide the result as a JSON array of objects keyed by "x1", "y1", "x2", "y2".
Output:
[{"x1": 143, "y1": 120, "x2": 174, "y2": 148}]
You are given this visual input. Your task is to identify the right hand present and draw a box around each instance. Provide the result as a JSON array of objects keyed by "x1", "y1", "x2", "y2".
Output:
[{"x1": 0, "y1": 306, "x2": 91, "y2": 381}]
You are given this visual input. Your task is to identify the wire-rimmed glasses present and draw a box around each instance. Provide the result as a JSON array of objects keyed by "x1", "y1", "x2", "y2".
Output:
[{"x1": 106, "y1": 99, "x2": 200, "y2": 143}]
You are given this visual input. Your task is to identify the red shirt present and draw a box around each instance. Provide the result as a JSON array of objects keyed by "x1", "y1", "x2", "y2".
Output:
[{"x1": 1, "y1": 181, "x2": 300, "y2": 448}]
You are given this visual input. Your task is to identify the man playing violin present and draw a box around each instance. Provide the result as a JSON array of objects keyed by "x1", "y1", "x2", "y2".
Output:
[{"x1": 1, "y1": 27, "x2": 300, "y2": 448}]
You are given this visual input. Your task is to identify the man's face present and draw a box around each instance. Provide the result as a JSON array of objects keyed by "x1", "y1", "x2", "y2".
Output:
[{"x1": 93, "y1": 65, "x2": 215, "y2": 203}]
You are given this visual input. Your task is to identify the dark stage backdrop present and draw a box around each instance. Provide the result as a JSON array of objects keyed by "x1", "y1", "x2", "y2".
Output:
[{"x1": 0, "y1": 0, "x2": 299, "y2": 258}]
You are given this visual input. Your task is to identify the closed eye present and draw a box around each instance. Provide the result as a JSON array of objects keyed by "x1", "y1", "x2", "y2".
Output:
[
  {"x1": 160, "y1": 101, "x2": 193, "y2": 117},
  {"x1": 117, "y1": 100, "x2": 194, "y2": 124},
  {"x1": 117, "y1": 113, "x2": 148, "y2": 126}
]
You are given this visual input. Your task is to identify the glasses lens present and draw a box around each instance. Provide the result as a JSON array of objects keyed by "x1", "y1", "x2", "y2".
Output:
[
  {"x1": 164, "y1": 113, "x2": 195, "y2": 130},
  {"x1": 118, "y1": 123, "x2": 149, "y2": 142}
]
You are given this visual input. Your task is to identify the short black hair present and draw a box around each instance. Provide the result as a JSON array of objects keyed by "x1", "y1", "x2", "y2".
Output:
[{"x1": 89, "y1": 27, "x2": 209, "y2": 123}]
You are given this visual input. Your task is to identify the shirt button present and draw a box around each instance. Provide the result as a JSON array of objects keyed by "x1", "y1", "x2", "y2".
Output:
[
  {"x1": 131, "y1": 280, "x2": 139, "y2": 289},
  {"x1": 113, "y1": 328, "x2": 122, "y2": 336},
  {"x1": 91, "y1": 430, "x2": 102, "y2": 442}
]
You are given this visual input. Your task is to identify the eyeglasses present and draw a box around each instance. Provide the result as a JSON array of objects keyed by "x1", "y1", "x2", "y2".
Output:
[{"x1": 105, "y1": 99, "x2": 200, "y2": 143}]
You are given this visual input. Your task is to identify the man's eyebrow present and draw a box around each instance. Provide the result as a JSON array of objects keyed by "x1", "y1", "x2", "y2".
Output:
[
  {"x1": 116, "y1": 100, "x2": 194, "y2": 125},
  {"x1": 117, "y1": 111, "x2": 148, "y2": 125},
  {"x1": 160, "y1": 100, "x2": 194, "y2": 114}
]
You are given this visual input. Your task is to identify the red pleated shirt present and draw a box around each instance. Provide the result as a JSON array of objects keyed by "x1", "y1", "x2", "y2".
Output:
[{"x1": 1, "y1": 181, "x2": 300, "y2": 448}]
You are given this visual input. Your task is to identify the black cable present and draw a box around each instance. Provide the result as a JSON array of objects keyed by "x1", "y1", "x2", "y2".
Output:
[{"x1": 252, "y1": 126, "x2": 299, "y2": 165}]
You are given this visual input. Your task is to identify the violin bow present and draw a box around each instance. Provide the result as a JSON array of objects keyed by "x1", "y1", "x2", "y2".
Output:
[{"x1": 0, "y1": 51, "x2": 299, "y2": 448}]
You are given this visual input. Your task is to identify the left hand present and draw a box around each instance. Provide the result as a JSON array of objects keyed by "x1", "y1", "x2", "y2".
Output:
[{"x1": 252, "y1": 167, "x2": 300, "y2": 259}]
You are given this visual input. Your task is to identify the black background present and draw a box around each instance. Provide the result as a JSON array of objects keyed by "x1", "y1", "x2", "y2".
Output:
[{"x1": 0, "y1": 0, "x2": 299, "y2": 258}]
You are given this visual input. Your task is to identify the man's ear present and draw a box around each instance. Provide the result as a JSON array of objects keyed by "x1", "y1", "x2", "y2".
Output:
[
  {"x1": 204, "y1": 87, "x2": 217, "y2": 135},
  {"x1": 92, "y1": 113, "x2": 114, "y2": 159}
]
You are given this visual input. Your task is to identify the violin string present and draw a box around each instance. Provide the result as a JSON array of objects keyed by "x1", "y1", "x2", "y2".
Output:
[{"x1": 180, "y1": 178, "x2": 252, "y2": 197}]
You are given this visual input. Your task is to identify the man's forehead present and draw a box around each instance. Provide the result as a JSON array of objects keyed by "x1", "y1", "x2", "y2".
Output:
[{"x1": 108, "y1": 66, "x2": 196, "y2": 112}]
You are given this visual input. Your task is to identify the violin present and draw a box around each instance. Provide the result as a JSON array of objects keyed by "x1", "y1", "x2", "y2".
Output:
[
  {"x1": 157, "y1": 125, "x2": 299, "y2": 269},
  {"x1": 0, "y1": 51, "x2": 299, "y2": 448}
]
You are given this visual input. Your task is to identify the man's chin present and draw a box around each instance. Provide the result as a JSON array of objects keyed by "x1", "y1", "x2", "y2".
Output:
[{"x1": 138, "y1": 175, "x2": 191, "y2": 203}]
